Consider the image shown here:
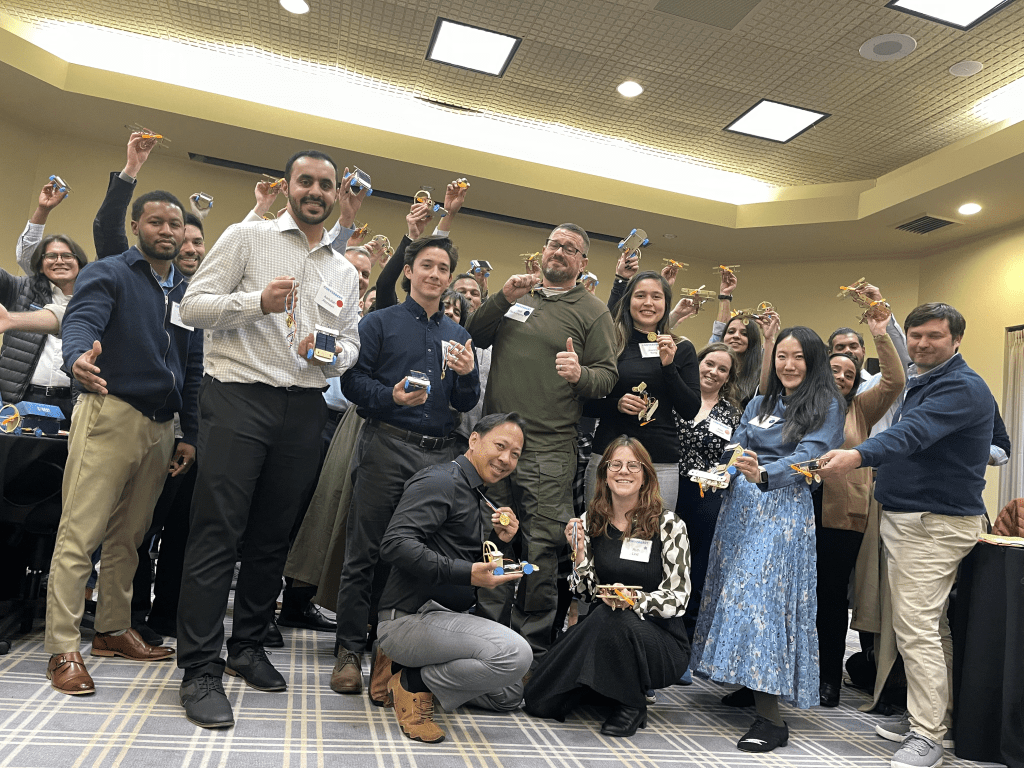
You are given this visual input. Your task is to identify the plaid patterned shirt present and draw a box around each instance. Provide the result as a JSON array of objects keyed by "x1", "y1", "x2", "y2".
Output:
[{"x1": 180, "y1": 211, "x2": 360, "y2": 388}]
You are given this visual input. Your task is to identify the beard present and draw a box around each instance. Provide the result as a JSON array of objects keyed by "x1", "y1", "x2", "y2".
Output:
[
  {"x1": 541, "y1": 255, "x2": 575, "y2": 284},
  {"x1": 138, "y1": 235, "x2": 179, "y2": 262},
  {"x1": 289, "y1": 192, "x2": 334, "y2": 226}
]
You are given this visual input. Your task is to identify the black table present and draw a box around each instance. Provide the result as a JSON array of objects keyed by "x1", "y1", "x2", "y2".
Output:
[{"x1": 952, "y1": 540, "x2": 1024, "y2": 768}]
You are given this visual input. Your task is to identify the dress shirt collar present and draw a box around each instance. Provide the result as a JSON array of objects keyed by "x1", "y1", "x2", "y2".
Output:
[
  {"x1": 907, "y1": 352, "x2": 962, "y2": 386},
  {"x1": 453, "y1": 454, "x2": 484, "y2": 489},
  {"x1": 273, "y1": 209, "x2": 335, "y2": 252},
  {"x1": 402, "y1": 294, "x2": 444, "y2": 324},
  {"x1": 533, "y1": 282, "x2": 592, "y2": 304}
]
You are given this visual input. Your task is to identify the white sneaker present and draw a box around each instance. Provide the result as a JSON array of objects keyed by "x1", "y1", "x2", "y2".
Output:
[
  {"x1": 876, "y1": 714, "x2": 954, "y2": 749},
  {"x1": 891, "y1": 733, "x2": 943, "y2": 768}
]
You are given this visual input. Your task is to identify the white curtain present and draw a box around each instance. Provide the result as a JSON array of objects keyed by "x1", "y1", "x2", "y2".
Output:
[{"x1": 998, "y1": 329, "x2": 1024, "y2": 510}]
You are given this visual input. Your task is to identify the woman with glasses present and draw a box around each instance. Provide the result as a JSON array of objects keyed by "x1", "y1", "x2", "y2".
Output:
[
  {"x1": 583, "y1": 271, "x2": 701, "y2": 511},
  {"x1": 690, "y1": 327, "x2": 845, "y2": 753},
  {"x1": 524, "y1": 437, "x2": 691, "y2": 738}
]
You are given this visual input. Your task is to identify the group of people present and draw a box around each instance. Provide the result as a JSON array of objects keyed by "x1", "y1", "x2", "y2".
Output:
[{"x1": 0, "y1": 135, "x2": 1009, "y2": 768}]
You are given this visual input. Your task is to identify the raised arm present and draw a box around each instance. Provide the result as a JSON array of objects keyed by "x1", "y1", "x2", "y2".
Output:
[
  {"x1": 17, "y1": 181, "x2": 69, "y2": 274},
  {"x1": 855, "y1": 313, "x2": 906, "y2": 429}
]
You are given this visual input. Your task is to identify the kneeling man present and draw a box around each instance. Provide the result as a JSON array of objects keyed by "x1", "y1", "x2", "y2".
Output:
[{"x1": 368, "y1": 412, "x2": 533, "y2": 743}]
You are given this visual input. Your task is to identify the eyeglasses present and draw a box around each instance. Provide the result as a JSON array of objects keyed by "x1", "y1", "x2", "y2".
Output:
[
  {"x1": 545, "y1": 240, "x2": 585, "y2": 258},
  {"x1": 42, "y1": 252, "x2": 77, "y2": 262},
  {"x1": 606, "y1": 460, "x2": 643, "y2": 473}
]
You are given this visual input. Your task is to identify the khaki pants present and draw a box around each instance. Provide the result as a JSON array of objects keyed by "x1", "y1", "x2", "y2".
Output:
[
  {"x1": 880, "y1": 510, "x2": 984, "y2": 744},
  {"x1": 45, "y1": 394, "x2": 174, "y2": 653}
]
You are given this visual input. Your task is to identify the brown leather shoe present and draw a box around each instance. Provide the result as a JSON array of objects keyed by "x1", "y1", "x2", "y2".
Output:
[
  {"x1": 330, "y1": 650, "x2": 363, "y2": 694},
  {"x1": 91, "y1": 628, "x2": 174, "y2": 661},
  {"x1": 47, "y1": 651, "x2": 96, "y2": 695},
  {"x1": 369, "y1": 646, "x2": 393, "y2": 707},
  {"x1": 387, "y1": 670, "x2": 444, "y2": 743}
]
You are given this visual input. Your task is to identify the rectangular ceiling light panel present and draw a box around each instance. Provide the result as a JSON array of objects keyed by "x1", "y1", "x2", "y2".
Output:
[
  {"x1": 886, "y1": 0, "x2": 1017, "y2": 30},
  {"x1": 426, "y1": 18, "x2": 522, "y2": 77},
  {"x1": 724, "y1": 99, "x2": 829, "y2": 143}
]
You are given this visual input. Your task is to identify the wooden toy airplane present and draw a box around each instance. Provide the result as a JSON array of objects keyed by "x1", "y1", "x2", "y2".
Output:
[
  {"x1": 731, "y1": 300, "x2": 775, "y2": 325},
  {"x1": 790, "y1": 459, "x2": 823, "y2": 485},
  {"x1": 125, "y1": 123, "x2": 171, "y2": 148},
  {"x1": 688, "y1": 443, "x2": 745, "y2": 496},
  {"x1": 662, "y1": 258, "x2": 689, "y2": 270},
  {"x1": 596, "y1": 585, "x2": 640, "y2": 606},
  {"x1": 715, "y1": 264, "x2": 741, "y2": 275},
  {"x1": 632, "y1": 382, "x2": 658, "y2": 426},
  {"x1": 261, "y1": 174, "x2": 286, "y2": 192},
  {"x1": 837, "y1": 278, "x2": 892, "y2": 323}
]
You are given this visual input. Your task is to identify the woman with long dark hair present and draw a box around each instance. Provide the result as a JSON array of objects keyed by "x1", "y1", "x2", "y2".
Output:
[
  {"x1": 524, "y1": 437, "x2": 691, "y2": 737},
  {"x1": 584, "y1": 271, "x2": 700, "y2": 511},
  {"x1": 690, "y1": 327, "x2": 845, "y2": 753}
]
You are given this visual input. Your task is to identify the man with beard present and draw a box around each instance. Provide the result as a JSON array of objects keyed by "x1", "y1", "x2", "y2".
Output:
[
  {"x1": 176, "y1": 150, "x2": 361, "y2": 728},
  {"x1": 465, "y1": 224, "x2": 617, "y2": 669},
  {"x1": 44, "y1": 190, "x2": 202, "y2": 696}
]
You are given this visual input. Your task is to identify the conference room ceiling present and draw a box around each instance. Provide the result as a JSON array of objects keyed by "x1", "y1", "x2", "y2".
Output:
[{"x1": 3, "y1": 0, "x2": 1024, "y2": 188}]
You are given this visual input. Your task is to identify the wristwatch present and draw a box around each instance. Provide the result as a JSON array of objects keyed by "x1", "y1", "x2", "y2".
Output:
[
  {"x1": 758, "y1": 467, "x2": 768, "y2": 484},
  {"x1": 718, "y1": 294, "x2": 733, "y2": 301}
]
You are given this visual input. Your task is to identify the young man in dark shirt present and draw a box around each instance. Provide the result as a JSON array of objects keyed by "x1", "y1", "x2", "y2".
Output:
[{"x1": 368, "y1": 412, "x2": 533, "y2": 743}]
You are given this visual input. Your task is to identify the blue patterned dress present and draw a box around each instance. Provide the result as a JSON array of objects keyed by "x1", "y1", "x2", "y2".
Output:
[{"x1": 690, "y1": 395, "x2": 845, "y2": 708}]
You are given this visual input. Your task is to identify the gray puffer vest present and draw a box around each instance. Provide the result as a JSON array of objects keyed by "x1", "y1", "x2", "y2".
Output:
[{"x1": 0, "y1": 270, "x2": 56, "y2": 403}]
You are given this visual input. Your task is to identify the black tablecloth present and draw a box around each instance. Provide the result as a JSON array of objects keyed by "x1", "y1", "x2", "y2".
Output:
[{"x1": 952, "y1": 541, "x2": 1024, "y2": 768}]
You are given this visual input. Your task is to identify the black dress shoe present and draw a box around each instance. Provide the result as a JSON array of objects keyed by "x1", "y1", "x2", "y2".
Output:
[
  {"x1": 132, "y1": 612, "x2": 164, "y2": 646},
  {"x1": 277, "y1": 602, "x2": 337, "y2": 632},
  {"x1": 819, "y1": 682, "x2": 840, "y2": 707},
  {"x1": 145, "y1": 614, "x2": 177, "y2": 639},
  {"x1": 737, "y1": 716, "x2": 788, "y2": 752},
  {"x1": 180, "y1": 674, "x2": 234, "y2": 728},
  {"x1": 264, "y1": 621, "x2": 285, "y2": 648},
  {"x1": 226, "y1": 646, "x2": 287, "y2": 692},
  {"x1": 600, "y1": 704, "x2": 648, "y2": 737},
  {"x1": 721, "y1": 686, "x2": 755, "y2": 707}
]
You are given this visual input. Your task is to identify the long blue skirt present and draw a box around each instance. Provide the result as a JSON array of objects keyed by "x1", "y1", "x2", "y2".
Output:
[{"x1": 690, "y1": 480, "x2": 819, "y2": 708}]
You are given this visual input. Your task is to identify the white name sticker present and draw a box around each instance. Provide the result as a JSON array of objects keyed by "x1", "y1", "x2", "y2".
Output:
[
  {"x1": 749, "y1": 414, "x2": 781, "y2": 429},
  {"x1": 620, "y1": 537, "x2": 653, "y2": 563},
  {"x1": 504, "y1": 302, "x2": 534, "y2": 323},
  {"x1": 638, "y1": 342, "x2": 660, "y2": 358},
  {"x1": 315, "y1": 282, "x2": 345, "y2": 317},
  {"x1": 170, "y1": 302, "x2": 194, "y2": 331},
  {"x1": 708, "y1": 418, "x2": 732, "y2": 440}
]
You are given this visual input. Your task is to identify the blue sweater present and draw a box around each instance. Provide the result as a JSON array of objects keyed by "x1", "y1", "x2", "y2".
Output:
[
  {"x1": 856, "y1": 354, "x2": 993, "y2": 517},
  {"x1": 61, "y1": 247, "x2": 203, "y2": 445}
]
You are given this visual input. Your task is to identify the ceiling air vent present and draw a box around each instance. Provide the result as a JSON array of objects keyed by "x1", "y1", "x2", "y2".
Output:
[{"x1": 894, "y1": 215, "x2": 958, "y2": 234}]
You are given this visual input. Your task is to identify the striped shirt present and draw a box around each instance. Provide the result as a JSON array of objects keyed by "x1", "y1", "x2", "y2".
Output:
[{"x1": 180, "y1": 211, "x2": 360, "y2": 389}]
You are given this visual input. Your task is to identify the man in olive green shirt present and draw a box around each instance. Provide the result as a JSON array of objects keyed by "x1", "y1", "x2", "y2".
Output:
[{"x1": 466, "y1": 223, "x2": 617, "y2": 666}]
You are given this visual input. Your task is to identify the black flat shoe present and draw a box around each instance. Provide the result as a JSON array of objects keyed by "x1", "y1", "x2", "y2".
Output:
[
  {"x1": 277, "y1": 601, "x2": 337, "y2": 632},
  {"x1": 264, "y1": 621, "x2": 285, "y2": 648},
  {"x1": 721, "y1": 686, "x2": 755, "y2": 707},
  {"x1": 737, "y1": 716, "x2": 788, "y2": 752},
  {"x1": 819, "y1": 682, "x2": 840, "y2": 707},
  {"x1": 600, "y1": 704, "x2": 648, "y2": 737}
]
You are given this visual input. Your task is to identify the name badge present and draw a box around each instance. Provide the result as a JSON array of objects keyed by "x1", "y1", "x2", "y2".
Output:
[
  {"x1": 638, "y1": 342, "x2": 659, "y2": 358},
  {"x1": 504, "y1": 302, "x2": 533, "y2": 323},
  {"x1": 749, "y1": 414, "x2": 781, "y2": 429},
  {"x1": 315, "y1": 282, "x2": 345, "y2": 317},
  {"x1": 170, "y1": 302, "x2": 194, "y2": 331},
  {"x1": 620, "y1": 537, "x2": 653, "y2": 563},
  {"x1": 708, "y1": 418, "x2": 732, "y2": 440}
]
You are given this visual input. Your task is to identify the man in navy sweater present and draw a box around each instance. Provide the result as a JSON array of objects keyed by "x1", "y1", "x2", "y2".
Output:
[
  {"x1": 820, "y1": 302, "x2": 995, "y2": 768},
  {"x1": 44, "y1": 190, "x2": 203, "y2": 696}
]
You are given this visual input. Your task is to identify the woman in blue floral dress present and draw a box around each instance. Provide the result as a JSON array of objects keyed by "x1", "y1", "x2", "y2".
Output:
[{"x1": 690, "y1": 326, "x2": 846, "y2": 753}]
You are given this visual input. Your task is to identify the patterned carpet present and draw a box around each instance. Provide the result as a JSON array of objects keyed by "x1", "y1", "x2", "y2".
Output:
[{"x1": 0, "y1": 607, "x2": 1002, "y2": 768}]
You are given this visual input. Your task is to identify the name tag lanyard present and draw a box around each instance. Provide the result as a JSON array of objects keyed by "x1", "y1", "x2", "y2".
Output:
[{"x1": 284, "y1": 253, "x2": 329, "y2": 349}]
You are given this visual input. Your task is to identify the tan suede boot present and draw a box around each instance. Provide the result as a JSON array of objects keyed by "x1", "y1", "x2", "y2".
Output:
[{"x1": 387, "y1": 670, "x2": 444, "y2": 743}]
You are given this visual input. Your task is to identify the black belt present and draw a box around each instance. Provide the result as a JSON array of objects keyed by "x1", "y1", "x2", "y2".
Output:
[
  {"x1": 378, "y1": 608, "x2": 414, "y2": 623},
  {"x1": 366, "y1": 418, "x2": 455, "y2": 451},
  {"x1": 26, "y1": 384, "x2": 72, "y2": 399}
]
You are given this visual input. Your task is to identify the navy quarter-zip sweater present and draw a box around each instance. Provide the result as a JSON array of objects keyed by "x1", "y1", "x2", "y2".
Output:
[
  {"x1": 856, "y1": 353, "x2": 993, "y2": 517},
  {"x1": 61, "y1": 247, "x2": 203, "y2": 445}
]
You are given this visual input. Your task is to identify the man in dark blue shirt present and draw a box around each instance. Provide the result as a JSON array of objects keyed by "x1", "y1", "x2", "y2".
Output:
[
  {"x1": 820, "y1": 303, "x2": 995, "y2": 768},
  {"x1": 332, "y1": 235, "x2": 479, "y2": 695}
]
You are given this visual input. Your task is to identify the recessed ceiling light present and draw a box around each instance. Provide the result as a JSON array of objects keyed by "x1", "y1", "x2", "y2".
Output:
[
  {"x1": 859, "y1": 34, "x2": 917, "y2": 62},
  {"x1": 885, "y1": 0, "x2": 1017, "y2": 31},
  {"x1": 724, "y1": 99, "x2": 829, "y2": 143},
  {"x1": 426, "y1": 18, "x2": 521, "y2": 77},
  {"x1": 617, "y1": 81, "x2": 644, "y2": 98},
  {"x1": 663, "y1": 234, "x2": 677, "y2": 239},
  {"x1": 958, "y1": 203, "x2": 982, "y2": 215},
  {"x1": 279, "y1": 0, "x2": 309, "y2": 14},
  {"x1": 949, "y1": 60, "x2": 984, "y2": 77}
]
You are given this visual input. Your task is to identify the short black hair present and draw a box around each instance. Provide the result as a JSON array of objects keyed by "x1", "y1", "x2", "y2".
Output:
[
  {"x1": 361, "y1": 286, "x2": 376, "y2": 304},
  {"x1": 904, "y1": 302, "x2": 966, "y2": 339},
  {"x1": 184, "y1": 212, "x2": 204, "y2": 235},
  {"x1": 828, "y1": 327, "x2": 864, "y2": 350},
  {"x1": 131, "y1": 190, "x2": 185, "y2": 222},
  {"x1": 401, "y1": 235, "x2": 459, "y2": 294},
  {"x1": 284, "y1": 150, "x2": 339, "y2": 186},
  {"x1": 451, "y1": 273, "x2": 477, "y2": 285},
  {"x1": 472, "y1": 412, "x2": 527, "y2": 451},
  {"x1": 441, "y1": 287, "x2": 470, "y2": 327},
  {"x1": 29, "y1": 234, "x2": 89, "y2": 274}
]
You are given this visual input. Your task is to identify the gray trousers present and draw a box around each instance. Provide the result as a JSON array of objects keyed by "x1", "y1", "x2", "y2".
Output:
[{"x1": 378, "y1": 601, "x2": 532, "y2": 712}]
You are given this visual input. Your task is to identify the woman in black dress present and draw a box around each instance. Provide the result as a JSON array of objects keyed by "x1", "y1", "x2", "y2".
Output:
[{"x1": 523, "y1": 436, "x2": 691, "y2": 737}]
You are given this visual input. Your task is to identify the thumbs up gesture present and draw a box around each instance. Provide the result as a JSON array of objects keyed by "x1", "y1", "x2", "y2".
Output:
[
  {"x1": 73, "y1": 340, "x2": 108, "y2": 394},
  {"x1": 555, "y1": 337, "x2": 581, "y2": 384}
]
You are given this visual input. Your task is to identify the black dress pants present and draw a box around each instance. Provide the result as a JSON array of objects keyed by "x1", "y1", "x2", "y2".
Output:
[{"x1": 177, "y1": 378, "x2": 325, "y2": 679}]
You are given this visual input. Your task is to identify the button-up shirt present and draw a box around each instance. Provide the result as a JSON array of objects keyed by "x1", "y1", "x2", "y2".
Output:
[
  {"x1": 341, "y1": 296, "x2": 478, "y2": 436},
  {"x1": 180, "y1": 211, "x2": 360, "y2": 388},
  {"x1": 378, "y1": 455, "x2": 510, "y2": 615},
  {"x1": 29, "y1": 283, "x2": 72, "y2": 388}
]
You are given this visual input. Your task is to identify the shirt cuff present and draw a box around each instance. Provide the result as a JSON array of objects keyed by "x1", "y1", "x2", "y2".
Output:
[
  {"x1": 118, "y1": 171, "x2": 137, "y2": 184},
  {"x1": 989, "y1": 445, "x2": 1009, "y2": 466}
]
